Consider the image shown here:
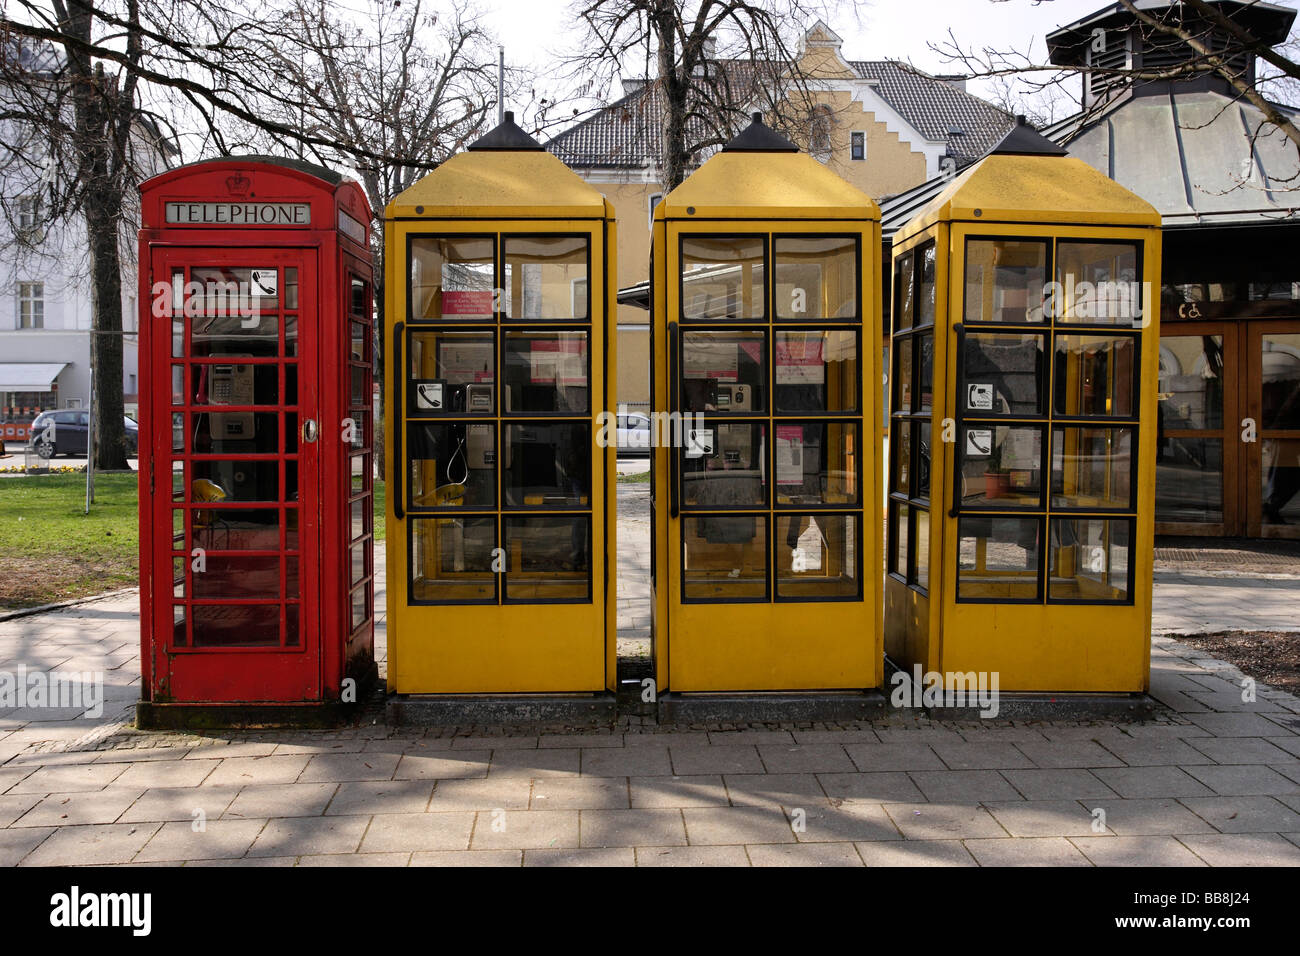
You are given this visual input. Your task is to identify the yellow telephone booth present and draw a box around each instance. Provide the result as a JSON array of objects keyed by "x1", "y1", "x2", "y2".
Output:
[
  {"x1": 887, "y1": 118, "x2": 1162, "y2": 701},
  {"x1": 383, "y1": 113, "x2": 617, "y2": 712},
  {"x1": 651, "y1": 115, "x2": 883, "y2": 717}
]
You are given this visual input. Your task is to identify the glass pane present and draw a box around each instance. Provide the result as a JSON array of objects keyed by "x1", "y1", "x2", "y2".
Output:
[
  {"x1": 408, "y1": 423, "x2": 495, "y2": 508},
  {"x1": 504, "y1": 516, "x2": 590, "y2": 601},
  {"x1": 1261, "y1": 333, "x2": 1300, "y2": 429},
  {"x1": 285, "y1": 313, "x2": 298, "y2": 357},
  {"x1": 351, "y1": 585, "x2": 371, "y2": 630},
  {"x1": 683, "y1": 515, "x2": 767, "y2": 600},
  {"x1": 172, "y1": 464, "x2": 184, "y2": 501},
  {"x1": 172, "y1": 319, "x2": 184, "y2": 358},
  {"x1": 889, "y1": 501, "x2": 909, "y2": 577},
  {"x1": 191, "y1": 554, "x2": 280, "y2": 600},
  {"x1": 351, "y1": 455, "x2": 370, "y2": 494},
  {"x1": 189, "y1": 459, "x2": 279, "y2": 503},
  {"x1": 285, "y1": 267, "x2": 299, "y2": 310},
  {"x1": 917, "y1": 421, "x2": 932, "y2": 502},
  {"x1": 172, "y1": 413, "x2": 184, "y2": 452},
  {"x1": 409, "y1": 331, "x2": 494, "y2": 415},
  {"x1": 774, "y1": 236, "x2": 857, "y2": 319},
  {"x1": 1051, "y1": 426, "x2": 1134, "y2": 510},
  {"x1": 187, "y1": 266, "x2": 279, "y2": 316},
  {"x1": 914, "y1": 509, "x2": 930, "y2": 590},
  {"x1": 917, "y1": 332, "x2": 933, "y2": 410},
  {"x1": 351, "y1": 322, "x2": 369, "y2": 363},
  {"x1": 1054, "y1": 334, "x2": 1137, "y2": 418},
  {"x1": 411, "y1": 236, "x2": 495, "y2": 320},
  {"x1": 1158, "y1": 335, "x2": 1224, "y2": 430},
  {"x1": 173, "y1": 557, "x2": 185, "y2": 598},
  {"x1": 681, "y1": 423, "x2": 766, "y2": 507},
  {"x1": 412, "y1": 516, "x2": 496, "y2": 602},
  {"x1": 351, "y1": 498, "x2": 369, "y2": 540},
  {"x1": 504, "y1": 236, "x2": 588, "y2": 320},
  {"x1": 286, "y1": 555, "x2": 298, "y2": 599},
  {"x1": 963, "y1": 333, "x2": 1045, "y2": 416},
  {"x1": 1055, "y1": 241, "x2": 1140, "y2": 325},
  {"x1": 285, "y1": 603, "x2": 299, "y2": 646},
  {"x1": 191, "y1": 604, "x2": 280, "y2": 647},
  {"x1": 190, "y1": 508, "x2": 284, "y2": 551},
  {"x1": 774, "y1": 330, "x2": 857, "y2": 413},
  {"x1": 965, "y1": 239, "x2": 1048, "y2": 324},
  {"x1": 504, "y1": 331, "x2": 590, "y2": 413},
  {"x1": 681, "y1": 236, "x2": 764, "y2": 320},
  {"x1": 190, "y1": 411, "x2": 279, "y2": 457},
  {"x1": 1157, "y1": 437, "x2": 1223, "y2": 523},
  {"x1": 957, "y1": 516, "x2": 1041, "y2": 601},
  {"x1": 1049, "y1": 518, "x2": 1129, "y2": 602},
  {"x1": 503, "y1": 422, "x2": 590, "y2": 507},
  {"x1": 190, "y1": 314, "x2": 279, "y2": 360},
  {"x1": 958, "y1": 425, "x2": 1044, "y2": 508},
  {"x1": 894, "y1": 251, "x2": 914, "y2": 331},
  {"x1": 1263, "y1": 440, "x2": 1300, "y2": 526},
  {"x1": 349, "y1": 276, "x2": 366, "y2": 317},
  {"x1": 891, "y1": 422, "x2": 910, "y2": 496},
  {"x1": 893, "y1": 337, "x2": 913, "y2": 413},
  {"x1": 774, "y1": 422, "x2": 858, "y2": 505},
  {"x1": 917, "y1": 242, "x2": 936, "y2": 327},
  {"x1": 682, "y1": 331, "x2": 764, "y2": 413},
  {"x1": 776, "y1": 514, "x2": 857, "y2": 598},
  {"x1": 173, "y1": 604, "x2": 187, "y2": 647},
  {"x1": 350, "y1": 367, "x2": 368, "y2": 408}
]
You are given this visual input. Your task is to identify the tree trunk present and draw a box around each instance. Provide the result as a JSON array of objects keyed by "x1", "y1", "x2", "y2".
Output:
[
  {"x1": 87, "y1": 184, "x2": 128, "y2": 470},
  {"x1": 654, "y1": 0, "x2": 688, "y2": 191}
]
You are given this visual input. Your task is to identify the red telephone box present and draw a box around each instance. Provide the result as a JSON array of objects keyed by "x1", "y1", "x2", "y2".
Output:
[{"x1": 136, "y1": 156, "x2": 376, "y2": 723}]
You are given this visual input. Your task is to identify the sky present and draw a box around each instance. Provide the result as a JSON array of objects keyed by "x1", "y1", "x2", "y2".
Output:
[{"x1": 480, "y1": 0, "x2": 1300, "y2": 111}]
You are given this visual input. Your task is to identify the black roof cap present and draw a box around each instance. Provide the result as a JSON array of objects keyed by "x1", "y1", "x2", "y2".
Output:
[
  {"x1": 723, "y1": 112, "x2": 799, "y2": 153},
  {"x1": 468, "y1": 111, "x2": 545, "y2": 151},
  {"x1": 990, "y1": 115, "x2": 1068, "y2": 156}
]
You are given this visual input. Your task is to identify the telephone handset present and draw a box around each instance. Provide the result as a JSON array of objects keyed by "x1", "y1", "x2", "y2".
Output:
[{"x1": 202, "y1": 354, "x2": 255, "y2": 442}]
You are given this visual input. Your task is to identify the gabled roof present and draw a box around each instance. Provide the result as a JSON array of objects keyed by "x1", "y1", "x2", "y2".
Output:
[{"x1": 547, "y1": 59, "x2": 1013, "y2": 173}]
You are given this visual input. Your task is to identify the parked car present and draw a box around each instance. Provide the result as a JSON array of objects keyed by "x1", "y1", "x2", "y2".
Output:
[
  {"x1": 615, "y1": 412, "x2": 652, "y2": 457},
  {"x1": 29, "y1": 410, "x2": 139, "y2": 458}
]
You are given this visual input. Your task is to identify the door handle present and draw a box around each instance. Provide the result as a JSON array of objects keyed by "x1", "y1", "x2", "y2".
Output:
[
  {"x1": 949, "y1": 322, "x2": 966, "y2": 519},
  {"x1": 300, "y1": 419, "x2": 319, "y2": 444},
  {"x1": 393, "y1": 321, "x2": 405, "y2": 521},
  {"x1": 669, "y1": 320, "x2": 679, "y2": 520}
]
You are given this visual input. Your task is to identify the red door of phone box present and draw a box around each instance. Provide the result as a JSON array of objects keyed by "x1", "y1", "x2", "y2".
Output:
[{"x1": 136, "y1": 156, "x2": 376, "y2": 718}]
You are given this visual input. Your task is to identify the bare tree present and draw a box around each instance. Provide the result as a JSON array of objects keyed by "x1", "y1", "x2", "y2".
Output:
[
  {"x1": 931, "y1": 0, "x2": 1300, "y2": 152},
  {"x1": 566, "y1": 0, "x2": 853, "y2": 191}
]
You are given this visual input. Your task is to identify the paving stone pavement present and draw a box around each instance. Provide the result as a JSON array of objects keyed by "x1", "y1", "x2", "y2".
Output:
[{"x1": 1, "y1": 485, "x2": 1299, "y2": 866}]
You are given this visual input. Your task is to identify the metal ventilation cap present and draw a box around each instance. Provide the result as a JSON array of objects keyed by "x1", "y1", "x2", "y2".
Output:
[
  {"x1": 722, "y1": 112, "x2": 800, "y2": 153},
  {"x1": 989, "y1": 114, "x2": 1068, "y2": 157},
  {"x1": 467, "y1": 110, "x2": 545, "y2": 151}
]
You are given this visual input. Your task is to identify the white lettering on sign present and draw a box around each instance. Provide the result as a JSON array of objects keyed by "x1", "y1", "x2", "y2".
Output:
[{"x1": 164, "y1": 202, "x2": 312, "y2": 226}]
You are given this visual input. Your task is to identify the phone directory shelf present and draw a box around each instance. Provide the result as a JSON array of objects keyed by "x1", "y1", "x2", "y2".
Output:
[
  {"x1": 650, "y1": 114, "x2": 884, "y2": 716},
  {"x1": 887, "y1": 117, "x2": 1163, "y2": 699},
  {"x1": 383, "y1": 112, "x2": 618, "y2": 707},
  {"x1": 136, "y1": 156, "x2": 377, "y2": 724}
]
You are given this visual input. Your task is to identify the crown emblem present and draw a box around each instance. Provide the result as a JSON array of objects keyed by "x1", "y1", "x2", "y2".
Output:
[{"x1": 225, "y1": 172, "x2": 251, "y2": 195}]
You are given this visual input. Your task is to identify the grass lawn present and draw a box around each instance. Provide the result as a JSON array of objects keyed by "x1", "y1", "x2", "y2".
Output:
[
  {"x1": 0, "y1": 473, "x2": 140, "y2": 610},
  {"x1": 0, "y1": 473, "x2": 388, "y2": 610}
]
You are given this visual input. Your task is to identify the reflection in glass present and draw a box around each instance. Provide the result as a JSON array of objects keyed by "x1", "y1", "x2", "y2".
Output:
[
  {"x1": 412, "y1": 516, "x2": 496, "y2": 602},
  {"x1": 1056, "y1": 242, "x2": 1140, "y2": 324},
  {"x1": 1263, "y1": 439, "x2": 1300, "y2": 525},
  {"x1": 187, "y1": 508, "x2": 284, "y2": 552},
  {"x1": 962, "y1": 333, "x2": 1045, "y2": 416},
  {"x1": 409, "y1": 331, "x2": 495, "y2": 414},
  {"x1": 1049, "y1": 518, "x2": 1129, "y2": 601},
  {"x1": 191, "y1": 604, "x2": 280, "y2": 647},
  {"x1": 776, "y1": 514, "x2": 857, "y2": 598},
  {"x1": 681, "y1": 423, "x2": 766, "y2": 507},
  {"x1": 774, "y1": 422, "x2": 857, "y2": 505},
  {"x1": 889, "y1": 501, "x2": 909, "y2": 578},
  {"x1": 917, "y1": 421, "x2": 932, "y2": 502},
  {"x1": 189, "y1": 458, "x2": 279, "y2": 503},
  {"x1": 682, "y1": 331, "x2": 764, "y2": 413},
  {"x1": 191, "y1": 555, "x2": 281, "y2": 600},
  {"x1": 684, "y1": 515, "x2": 767, "y2": 600},
  {"x1": 411, "y1": 236, "x2": 495, "y2": 319},
  {"x1": 892, "y1": 422, "x2": 911, "y2": 497},
  {"x1": 503, "y1": 422, "x2": 590, "y2": 507},
  {"x1": 1054, "y1": 334, "x2": 1136, "y2": 418},
  {"x1": 190, "y1": 313, "x2": 279, "y2": 360},
  {"x1": 1158, "y1": 335, "x2": 1224, "y2": 430},
  {"x1": 774, "y1": 330, "x2": 857, "y2": 412},
  {"x1": 957, "y1": 515, "x2": 1040, "y2": 600},
  {"x1": 681, "y1": 236, "x2": 764, "y2": 320},
  {"x1": 917, "y1": 243, "x2": 936, "y2": 326},
  {"x1": 774, "y1": 236, "x2": 857, "y2": 319},
  {"x1": 965, "y1": 239, "x2": 1048, "y2": 324},
  {"x1": 408, "y1": 422, "x2": 496, "y2": 508},
  {"x1": 504, "y1": 236, "x2": 588, "y2": 320},
  {"x1": 1051, "y1": 426, "x2": 1133, "y2": 510},
  {"x1": 914, "y1": 509, "x2": 930, "y2": 590},
  {"x1": 1261, "y1": 333, "x2": 1300, "y2": 429},
  {"x1": 957, "y1": 425, "x2": 1044, "y2": 508},
  {"x1": 504, "y1": 331, "x2": 589, "y2": 413},
  {"x1": 917, "y1": 333, "x2": 933, "y2": 410},
  {"x1": 504, "y1": 516, "x2": 590, "y2": 601},
  {"x1": 1156, "y1": 437, "x2": 1223, "y2": 523},
  {"x1": 894, "y1": 338, "x2": 913, "y2": 413},
  {"x1": 350, "y1": 543, "x2": 367, "y2": 587},
  {"x1": 894, "y1": 251, "x2": 915, "y2": 330}
]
